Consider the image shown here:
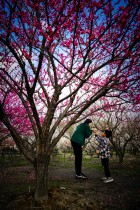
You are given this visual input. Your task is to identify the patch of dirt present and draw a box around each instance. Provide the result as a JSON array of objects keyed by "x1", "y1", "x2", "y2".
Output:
[
  {"x1": 0, "y1": 159, "x2": 140, "y2": 210},
  {"x1": 47, "y1": 167, "x2": 140, "y2": 210}
]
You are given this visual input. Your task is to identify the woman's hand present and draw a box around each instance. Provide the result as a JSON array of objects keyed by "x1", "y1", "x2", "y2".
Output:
[
  {"x1": 96, "y1": 149, "x2": 99, "y2": 154},
  {"x1": 93, "y1": 128, "x2": 98, "y2": 134}
]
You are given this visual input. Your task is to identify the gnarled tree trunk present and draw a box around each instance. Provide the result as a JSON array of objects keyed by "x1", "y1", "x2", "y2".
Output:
[{"x1": 34, "y1": 154, "x2": 50, "y2": 206}]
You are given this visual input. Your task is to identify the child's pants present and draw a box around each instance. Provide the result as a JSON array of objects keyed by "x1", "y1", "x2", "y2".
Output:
[{"x1": 101, "y1": 158, "x2": 111, "y2": 177}]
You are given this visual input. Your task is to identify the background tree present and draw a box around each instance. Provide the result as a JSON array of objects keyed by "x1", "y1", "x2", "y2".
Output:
[
  {"x1": 91, "y1": 102, "x2": 140, "y2": 163},
  {"x1": 0, "y1": 0, "x2": 139, "y2": 205},
  {"x1": 112, "y1": 115, "x2": 140, "y2": 163},
  {"x1": 120, "y1": 116, "x2": 140, "y2": 157}
]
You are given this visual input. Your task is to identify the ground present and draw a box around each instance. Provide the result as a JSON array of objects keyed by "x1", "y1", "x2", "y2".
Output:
[{"x1": 0, "y1": 156, "x2": 140, "y2": 210}]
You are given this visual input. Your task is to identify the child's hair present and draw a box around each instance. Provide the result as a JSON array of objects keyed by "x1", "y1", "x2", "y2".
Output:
[{"x1": 105, "y1": 130, "x2": 112, "y2": 138}]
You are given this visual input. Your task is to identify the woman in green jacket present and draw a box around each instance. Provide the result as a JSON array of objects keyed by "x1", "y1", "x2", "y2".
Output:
[{"x1": 71, "y1": 119, "x2": 93, "y2": 179}]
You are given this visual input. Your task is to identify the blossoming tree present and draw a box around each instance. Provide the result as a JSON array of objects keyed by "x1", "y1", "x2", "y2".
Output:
[{"x1": 0, "y1": 0, "x2": 139, "y2": 204}]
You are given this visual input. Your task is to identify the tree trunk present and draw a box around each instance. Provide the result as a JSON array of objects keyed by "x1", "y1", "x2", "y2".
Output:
[
  {"x1": 34, "y1": 154, "x2": 50, "y2": 207},
  {"x1": 118, "y1": 154, "x2": 124, "y2": 164}
]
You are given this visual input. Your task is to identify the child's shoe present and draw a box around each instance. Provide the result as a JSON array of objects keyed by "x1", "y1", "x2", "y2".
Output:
[{"x1": 103, "y1": 177, "x2": 114, "y2": 183}]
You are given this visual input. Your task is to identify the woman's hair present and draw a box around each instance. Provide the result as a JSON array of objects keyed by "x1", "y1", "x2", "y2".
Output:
[
  {"x1": 83, "y1": 119, "x2": 92, "y2": 124},
  {"x1": 105, "y1": 130, "x2": 112, "y2": 138}
]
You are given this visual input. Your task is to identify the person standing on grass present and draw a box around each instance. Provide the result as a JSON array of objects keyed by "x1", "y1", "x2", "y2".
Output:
[
  {"x1": 93, "y1": 129, "x2": 114, "y2": 183},
  {"x1": 71, "y1": 119, "x2": 93, "y2": 179}
]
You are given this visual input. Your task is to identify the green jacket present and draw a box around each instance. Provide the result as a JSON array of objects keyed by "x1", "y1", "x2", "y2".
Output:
[{"x1": 71, "y1": 123, "x2": 92, "y2": 146}]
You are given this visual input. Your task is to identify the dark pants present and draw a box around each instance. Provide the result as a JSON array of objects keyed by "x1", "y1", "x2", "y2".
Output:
[
  {"x1": 101, "y1": 158, "x2": 111, "y2": 178},
  {"x1": 71, "y1": 141, "x2": 82, "y2": 175}
]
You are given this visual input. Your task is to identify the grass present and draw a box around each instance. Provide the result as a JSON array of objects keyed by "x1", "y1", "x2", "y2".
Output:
[
  {"x1": 50, "y1": 153, "x2": 102, "y2": 168},
  {"x1": 0, "y1": 153, "x2": 140, "y2": 210},
  {"x1": 0, "y1": 153, "x2": 140, "y2": 193},
  {"x1": 0, "y1": 153, "x2": 100, "y2": 198},
  {"x1": 111, "y1": 157, "x2": 140, "y2": 176},
  {"x1": 0, "y1": 155, "x2": 30, "y2": 167}
]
